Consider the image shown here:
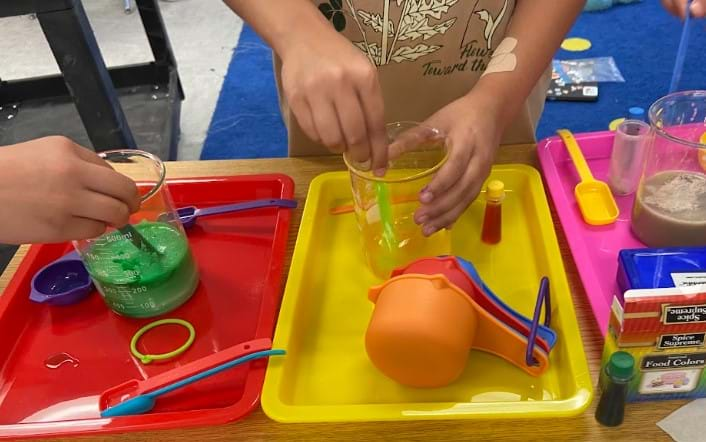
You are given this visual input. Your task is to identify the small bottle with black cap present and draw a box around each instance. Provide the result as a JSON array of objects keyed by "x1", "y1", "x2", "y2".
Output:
[{"x1": 595, "y1": 351, "x2": 635, "y2": 427}]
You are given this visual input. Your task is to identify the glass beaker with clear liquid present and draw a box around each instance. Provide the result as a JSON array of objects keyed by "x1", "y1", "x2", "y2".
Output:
[
  {"x1": 631, "y1": 91, "x2": 706, "y2": 247},
  {"x1": 73, "y1": 150, "x2": 199, "y2": 318},
  {"x1": 344, "y1": 122, "x2": 451, "y2": 279}
]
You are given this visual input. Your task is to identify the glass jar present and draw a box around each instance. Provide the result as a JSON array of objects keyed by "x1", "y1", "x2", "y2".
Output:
[
  {"x1": 631, "y1": 91, "x2": 706, "y2": 247},
  {"x1": 73, "y1": 150, "x2": 199, "y2": 317},
  {"x1": 344, "y1": 121, "x2": 451, "y2": 279}
]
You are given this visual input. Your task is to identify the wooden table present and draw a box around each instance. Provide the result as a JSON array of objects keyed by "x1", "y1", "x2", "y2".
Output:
[{"x1": 0, "y1": 149, "x2": 687, "y2": 441}]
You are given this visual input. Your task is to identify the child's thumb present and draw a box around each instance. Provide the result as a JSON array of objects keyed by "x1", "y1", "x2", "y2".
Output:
[{"x1": 691, "y1": 0, "x2": 706, "y2": 17}]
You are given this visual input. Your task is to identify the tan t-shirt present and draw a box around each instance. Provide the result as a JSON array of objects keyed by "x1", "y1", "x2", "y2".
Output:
[{"x1": 275, "y1": 0, "x2": 549, "y2": 156}]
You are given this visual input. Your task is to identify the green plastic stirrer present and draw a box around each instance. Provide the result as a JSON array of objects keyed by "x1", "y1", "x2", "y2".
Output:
[{"x1": 375, "y1": 181, "x2": 396, "y2": 252}]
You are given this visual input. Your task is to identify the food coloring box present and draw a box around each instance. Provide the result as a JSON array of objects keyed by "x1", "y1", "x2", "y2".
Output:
[{"x1": 600, "y1": 246, "x2": 706, "y2": 401}]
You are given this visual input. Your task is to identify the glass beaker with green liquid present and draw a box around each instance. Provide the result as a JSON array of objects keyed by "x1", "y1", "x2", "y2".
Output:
[
  {"x1": 73, "y1": 150, "x2": 199, "y2": 318},
  {"x1": 344, "y1": 122, "x2": 451, "y2": 279}
]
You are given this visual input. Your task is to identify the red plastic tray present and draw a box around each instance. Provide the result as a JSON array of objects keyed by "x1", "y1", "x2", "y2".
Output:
[{"x1": 0, "y1": 174, "x2": 294, "y2": 439}]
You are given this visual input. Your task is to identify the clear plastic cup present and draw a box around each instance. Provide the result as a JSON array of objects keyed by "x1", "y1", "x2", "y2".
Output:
[
  {"x1": 608, "y1": 120, "x2": 650, "y2": 196},
  {"x1": 344, "y1": 122, "x2": 451, "y2": 279},
  {"x1": 631, "y1": 91, "x2": 706, "y2": 247},
  {"x1": 73, "y1": 150, "x2": 199, "y2": 317}
]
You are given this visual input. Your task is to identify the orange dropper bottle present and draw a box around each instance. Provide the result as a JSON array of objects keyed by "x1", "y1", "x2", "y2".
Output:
[{"x1": 481, "y1": 180, "x2": 505, "y2": 245}]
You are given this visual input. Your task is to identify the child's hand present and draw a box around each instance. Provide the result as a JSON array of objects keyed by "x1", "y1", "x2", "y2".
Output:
[
  {"x1": 661, "y1": 0, "x2": 706, "y2": 18},
  {"x1": 411, "y1": 93, "x2": 502, "y2": 236},
  {"x1": 280, "y1": 31, "x2": 388, "y2": 173},
  {"x1": 0, "y1": 136, "x2": 140, "y2": 244}
]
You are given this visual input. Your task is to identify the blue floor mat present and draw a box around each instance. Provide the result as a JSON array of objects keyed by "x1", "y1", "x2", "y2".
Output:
[
  {"x1": 201, "y1": 2, "x2": 705, "y2": 160},
  {"x1": 539, "y1": 1, "x2": 705, "y2": 140},
  {"x1": 201, "y1": 25, "x2": 287, "y2": 159}
]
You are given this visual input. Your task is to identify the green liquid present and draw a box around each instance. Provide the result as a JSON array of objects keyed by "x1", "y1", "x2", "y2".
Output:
[{"x1": 83, "y1": 221, "x2": 199, "y2": 318}]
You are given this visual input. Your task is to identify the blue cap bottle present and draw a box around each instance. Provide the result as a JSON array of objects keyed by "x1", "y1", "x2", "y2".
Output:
[{"x1": 627, "y1": 106, "x2": 646, "y2": 122}]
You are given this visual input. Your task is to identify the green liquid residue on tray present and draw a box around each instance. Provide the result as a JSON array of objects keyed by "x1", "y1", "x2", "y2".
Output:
[{"x1": 83, "y1": 221, "x2": 199, "y2": 318}]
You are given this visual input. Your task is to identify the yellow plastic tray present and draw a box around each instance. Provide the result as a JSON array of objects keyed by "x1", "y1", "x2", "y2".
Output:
[{"x1": 262, "y1": 165, "x2": 592, "y2": 422}]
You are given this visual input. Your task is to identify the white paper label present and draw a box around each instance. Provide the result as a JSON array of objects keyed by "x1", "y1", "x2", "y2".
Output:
[
  {"x1": 583, "y1": 86, "x2": 598, "y2": 97},
  {"x1": 671, "y1": 272, "x2": 706, "y2": 288}
]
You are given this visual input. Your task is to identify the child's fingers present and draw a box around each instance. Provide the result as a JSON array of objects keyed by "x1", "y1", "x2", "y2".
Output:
[
  {"x1": 72, "y1": 190, "x2": 132, "y2": 228},
  {"x1": 661, "y1": 0, "x2": 679, "y2": 16},
  {"x1": 423, "y1": 179, "x2": 481, "y2": 234},
  {"x1": 308, "y1": 94, "x2": 347, "y2": 153},
  {"x1": 63, "y1": 217, "x2": 109, "y2": 241},
  {"x1": 335, "y1": 91, "x2": 371, "y2": 164},
  {"x1": 419, "y1": 137, "x2": 472, "y2": 205},
  {"x1": 661, "y1": 0, "x2": 689, "y2": 17},
  {"x1": 691, "y1": 0, "x2": 706, "y2": 17},
  {"x1": 80, "y1": 163, "x2": 140, "y2": 213},
  {"x1": 289, "y1": 95, "x2": 322, "y2": 145},
  {"x1": 415, "y1": 163, "x2": 482, "y2": 231},
  {"x1": 70, "y1": 139, "x2": 140, "y2": 214},
  {"x1": 388, "y1": 131, "x2": 422, "y2": 161},
  {"x1": 415, "y1": 180, "x2": 471, "y2": 224},
  {"x1": 68, "y1": 140, "x2": 114, "y2": 169},
  {"x1": 388, "y1": 125, "x2": 438, "y2": 161},
  {"x1": 422, "y1": 204, "x2": 465, "y2": 237},
  {"x1": 675, "y1": 0, "x2": 688, "y2": 18},
  {"x1": 357, "y1": 72, "x2": 387, "y2": 173}
]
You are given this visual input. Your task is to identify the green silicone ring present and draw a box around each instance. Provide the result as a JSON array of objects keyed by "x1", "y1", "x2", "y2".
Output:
[{"x1": 130, "y1": 318, "x2": 196, "y2": 364}]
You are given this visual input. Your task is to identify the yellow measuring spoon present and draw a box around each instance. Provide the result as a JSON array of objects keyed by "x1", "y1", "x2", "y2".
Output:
[{"x1": 557, "y1": 129, "x2": 619, "y2": 226}]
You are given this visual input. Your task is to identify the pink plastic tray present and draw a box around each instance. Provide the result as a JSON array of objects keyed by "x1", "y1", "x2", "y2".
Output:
[{"x1": 538, "y1": 130, "x2": 645, "y2": 334}]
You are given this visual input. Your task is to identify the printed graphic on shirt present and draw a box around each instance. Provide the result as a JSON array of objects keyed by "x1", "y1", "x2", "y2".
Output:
[
  {"x1": 474, "y1": 0, "x2": 508, "y2": 49},
  {"x1": 318, "y1": 0, "x2": 511, "y2": 74},
  {"x1": 322, "y1": 0, "x2": 459, "y2": 66}
]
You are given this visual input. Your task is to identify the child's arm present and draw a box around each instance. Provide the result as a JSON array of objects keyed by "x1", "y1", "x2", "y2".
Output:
[
  {"x1": 662, "y1": 0, "x2": 706, "y2": 18},
  {"x1": 413, "y1": 0, "x2": 585, "y2": 236},
  {"x1": 224, "y1": 0, "x2": 388, "y2": 173},
  {"x1": 0, "y1": 136, "x2": 139, "y2": 244}
]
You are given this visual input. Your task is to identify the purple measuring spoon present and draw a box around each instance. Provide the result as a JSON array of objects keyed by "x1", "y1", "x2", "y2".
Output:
[
  {"x1": 526, "y1": 277, "x2": 551, "y2": 367},
  {"x1": 174, "y1": 198, "x2": 297, "y2": 228},
  {"x1": 29, "y1": 250, "x2": 94, "y2": 306}
]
